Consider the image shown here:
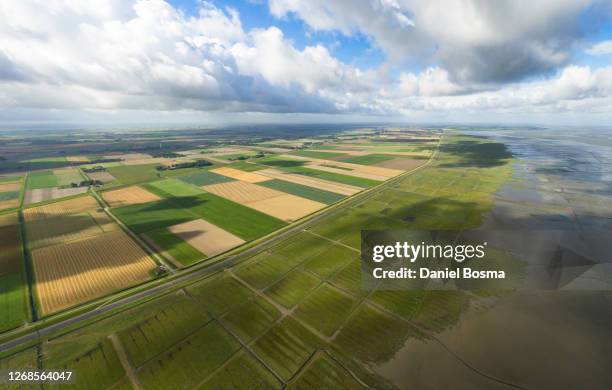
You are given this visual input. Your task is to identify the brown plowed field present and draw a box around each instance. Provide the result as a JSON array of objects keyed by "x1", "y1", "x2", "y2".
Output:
[
  {"x1": 0, "y1": 199, "x2": 19, "y2": 210},
  {"x1": 167, "y1": 219, "x2": 245, "y2": 257},
  {"x1": 202, "y1": 181, "x2": 282, "y2": 203},
  {"x1": 0, "y1": 182, "x2": 21, "y2": 192},
  {"x1": 23, "y1": 187, "x2": 88, "y2": 205},
  {"x1": 203, "y1": 180, "x2": 325, "y2": 221},
  {"x1": 102, "y1": 186, "x2": 160, "y2": 208},
  {"x1": 86, "y1": 171, "x2": 115, "y2": 183},
  {"x1": 210, "y1": 167, "x2": 271, "y2": 183},
  {"x1": 31, "y1": 230, "x2": 156, "y2": 315}
]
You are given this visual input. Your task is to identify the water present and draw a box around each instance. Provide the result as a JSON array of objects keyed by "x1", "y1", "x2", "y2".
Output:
[{"x1": 373, "y1": 127, "x2": 612, "y2": 389}]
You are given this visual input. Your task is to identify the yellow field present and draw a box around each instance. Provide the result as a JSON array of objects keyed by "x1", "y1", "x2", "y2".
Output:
[
  {"x1": 203, "y1": 180, "x2": 325, "y2": 221},
  {"x1": 167, "y1": 219, "x2": 245, "y2": 257},
  {"x1": 203, "y1": 181, "x2": 282, "y2": 203},
  {"x1": 102, "y1": 186, "x2": 160, "y2": 208},
  {"x1": 67, "y1": 155, "x2": 89, "y2": 162},
  {"x1": 283, "y1": 154, "x2": 403, "y2": 179},
  {"x1": 258, "y1": 168, "x2": 361, "y2": 196},
  {"x1": 210, "y1": 167, "x2": 271, "y2": 183},
  {"x1": 0, "y1": 199, "x2": 19, "y2": 210},
  {"x1": 0, "y1": 182, "x2": 21, "y2": 192},
  {"x1": 32, "y1": 230, "x2": 156, "y2": 315},
  {"x1": 0, "y1": 214, "x2": 22, "y2": 276},
  {"x1": 24, "y1": 196, "x2": 115, "y2": 249}
]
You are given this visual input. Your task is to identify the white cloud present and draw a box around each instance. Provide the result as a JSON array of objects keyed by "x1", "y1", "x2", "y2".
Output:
[
  {"x1": 0, "y1": 0, "x2": 611, "y2": 125},
  {"x1": 586, "y1": 40, "x2": 612, "y2": 56},
  {"x1": 268, "y1": 0, "x2": 605, "y2": 84}
]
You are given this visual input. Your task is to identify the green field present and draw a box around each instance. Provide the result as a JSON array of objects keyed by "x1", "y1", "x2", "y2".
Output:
[
  {"x1": 0, "y1": 176, "x2": 22, "y2": 183},
  {"x1": 340, "y1": 153, "x2": 397, "y2": 165},
  {"x1": 177, "y1": 170, "x2": 234, "y2": 186},
  {"x1": 42, "y1": 338, "x2": 126, "y2": 390},
  {"x1": 56, "y1": 170, "x2": 84, "y2": 186},
  {"x1": 222, "y1": 297, "x2": 281, "y2": 343},
  {"x1": 187, "y1": 274, "x2": 254, "y2": 317},
  {"x1": 118, "y1": 298, "x2": 210, "y2": 367},
  {"x1": 202, "y1": 350, "x2": 282, "y2": 389},
  {"x1": 287, "y1": 354, "x2": 364, "y2": 389},
  {"x1": 0, "y1": 133, "x2": 519, "y2": 389},
  {"x1": 145, "y1": 178, "x2": 204, "y2": 197},
  {"x1": 137, "y1": 321, "x2": 240, "y2": 389},
  {"x1": 252, "y1": 317, "x2": 324, "y2": 381},
  {"x1": 114, "y1": 192, "x2": 285, "y2": 241},
  {"x1": 145, "y1": 227, "x2": 205, "y2": 266},
  {"x1": 283, "y1": 166, "x2": 380, "y2": 188},
  {"x1": 265, "y1": 270, "x2": 320, "y2": 309},
  {"x1": 0, "y1": 191, "x2": 19, "y2": 201},
  {"x1": 294, "y1": 283, "x2": 359, "y2": 337},
  {"x1": 27, "y1": 170, "x2": 58, "y2": 189},
  {"x1": 227, "y1": 161, "x2": 266, "y2": 171},
  {"x1": 290, "y1": 150, "x2": 349, "y2": 159},
  {"x1": 0, "y1": 273, "x2": 28, "y2": 332},
  {"x1": 106, "y1": 164, "x2": 161, "y2": 185},
  {"x1": 259, "y1": 179, "x2": 345, "y2": 204}
]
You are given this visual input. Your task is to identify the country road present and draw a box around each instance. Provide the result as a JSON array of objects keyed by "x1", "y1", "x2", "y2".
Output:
[{"x1": 0, "y1": 145, "x2": 439, "y2": 354}]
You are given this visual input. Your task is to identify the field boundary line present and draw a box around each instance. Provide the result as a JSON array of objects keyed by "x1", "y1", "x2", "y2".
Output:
[{"x1": 108, "y1": 333, "x2": 143, "y2": 390}]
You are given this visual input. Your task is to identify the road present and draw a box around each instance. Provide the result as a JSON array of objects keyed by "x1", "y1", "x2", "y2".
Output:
[{"x1": 0, "y1": 148, "x2": 438, "y2": 353}]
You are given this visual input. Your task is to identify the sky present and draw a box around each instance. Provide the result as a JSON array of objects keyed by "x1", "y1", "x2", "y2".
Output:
[{"x1": 1, "y1": 0, "x2": 612, "y2": 128}]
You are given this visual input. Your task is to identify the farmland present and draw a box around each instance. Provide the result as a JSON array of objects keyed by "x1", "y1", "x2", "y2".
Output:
[
  {"x1": 0, "y1": 213, "x2": 28, "y2": 332},
  {"x1": 0, "y1": 128, "x2": 533, "y2": 389},
  {"x1": 31, "y1": 229, "x2": 156, "y2": 315}
]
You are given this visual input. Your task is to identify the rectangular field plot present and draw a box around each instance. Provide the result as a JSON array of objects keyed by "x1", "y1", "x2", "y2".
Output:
[
  {"x1": 27, "y1": 170, "x2": 58, "y2": 189},
  {"x1": 334, "y1": 304, "x2": 419, "y2": 364},
  {"x1": 210, "y1": 167, "x2": 272, "y2": 183},
  {"x1": 113, "y1": 193, "x2": 286, "y2": 241},
  {"x1": 301, "y1": 244, "x2": 358, "y2": 279},
  {"x1": 145, "y1": 178, "x2": 204, "y2": 197},
  {"x1": 294, "y1": 283, "x2": 359, "y2": 337},
  {"x1": 178, "y1": 170, "x2": 235, "y2": 186},
  {"x1": 203, "y1": 180, "x2": 326, "y2": 222},
  {"x1": 105, "y1": 163, "x2": 161, "y2": 185},
  {"x1": 23, "y1": 186, "x2": 88, "y2": 205},
  {"x1": 235, "y1": 252, "x2": 296, "y2": 290},
  {"x1": 252, "y1": 317, "x2": 324, "y2": 381},
  {"x1": 102, "y1": 185, "x2": 161, "y2": 208},
  {"x1": 201, "y1": 350, "x2": 282, "y2": 390},
  {"x1": 339, "y1": 153, "x2": 397, "y2": 165},
  {"x1": 54, "y1": 168, "x2": 83, "y2": 186},
  {"x1": 85, "y1": 171, "x2": 115, "y2": 183},
  {"x1": 0, "y1": 199, "x2": 19, "y2": 211},
  {"x1": 282, "y1": 166, "x2": 380, "y2": 188},
  {"x1": 118, "y1": 297, "x2": 210, "y2": 367},
  {"x1": 144, "y1": 228, "x2": 205, "y2": 267},
  {"x1": 257, "y1": 168, "x2": 361, "y2": 196},
  {"x1": 258, "y1": 179, "x2": 345, "y2": 204},
  {"x1": 42, "y1": 338, "x2": 126, "y2": 390},
  {"x1": 265, "y1": 270, "x2": 321, "y2": 309},
  {"x1": 24, "y1": 196, "x2": 115, "y2": 249},
  {"x1": 187, "y1": 274, "x2": 253, "y2": 317},
  {"x1": 167, "y1": 219, "x2": 244, "y2": 258},
  {"x1": 31, "y1": 229, "x2": 156, "y2": 315},
  {"x1": 286, "y1": 353, "x2": 364, "y2": 389},
  {"x1": 137, "y1": 321, "x2": 240, "y2": 389},
  {"x1": 0, "y1": 181, "x2": 21, "y2": 193},
  {"x1": 222, "y1": 297, "x2": 281, "y2": 343},
  {"x1": 0, "y1": 212, "x2": 28, "y2": 331}
]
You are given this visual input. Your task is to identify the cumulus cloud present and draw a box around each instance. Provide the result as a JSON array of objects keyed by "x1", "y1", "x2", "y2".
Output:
[
  {"x1": 0, "y1": 0, "x2": 611, "y2": 125},
  {"x1": 269, "y1": 0, "x2": 606, "y2": 85}
]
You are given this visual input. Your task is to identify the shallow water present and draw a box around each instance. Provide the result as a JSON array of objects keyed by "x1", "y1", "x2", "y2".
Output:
[{"x1": 374, "y1": 127, "x2": 612, "y2": 389}]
